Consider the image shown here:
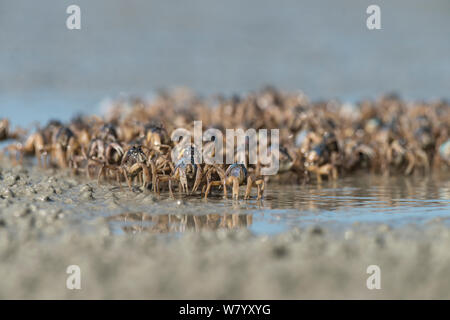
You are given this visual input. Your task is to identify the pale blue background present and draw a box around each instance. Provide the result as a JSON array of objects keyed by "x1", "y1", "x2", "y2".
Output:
[{"x1": 1, "y1": 0, "x2": 449, "y2": 127}]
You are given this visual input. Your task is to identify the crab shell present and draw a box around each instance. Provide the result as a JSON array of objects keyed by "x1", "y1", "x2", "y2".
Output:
[
  {"x1": 122, "y1": 146, "x2": 147, "y2": 166},
  {"x1": 0, "y1": 119, "x2": 10, "y2": 140},
  {"x1": 55, "y1": 127, "x2": 75, "y2": 149},
  {"x1": 225, "y1": 164, "x2": 247, "y2": 184},
  {"x1": 439, "y1": 140, "x2": 450, "y2": 164}
]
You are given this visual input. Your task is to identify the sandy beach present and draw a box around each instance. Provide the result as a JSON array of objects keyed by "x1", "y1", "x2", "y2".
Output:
[{"x1": 1, "y1": 160, "x2": 449, "y2": 299}]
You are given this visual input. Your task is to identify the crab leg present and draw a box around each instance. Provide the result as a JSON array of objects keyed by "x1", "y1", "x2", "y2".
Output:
[
  {"x1": 255, "y1": 179, "x2": 265, "y2": 199},
  {"x1": 244, "y1": 175, "x2": 253, "y2": 200},
  {"x1": 231, "y1": 176, "x2": 240, "y2": 200},
  {"x1": 191, "y1": 165, "x2": 203, "y2": 194},
  {"x1": 204, "y1": 180, "x2": 222, "y2": 199}
]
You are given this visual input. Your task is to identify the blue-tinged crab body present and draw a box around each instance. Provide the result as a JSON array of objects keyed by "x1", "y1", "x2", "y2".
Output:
[
  {"x1": 307, "y1": 143, "x2": 328, "y2": 165},
  {"x1": 226, "y1": 164, "x2": 247, "y2": 185},
  {"x1": 278, "y1": 146, "x2": 294, "y2": 173},
  {"x1": 97, "y1": 123, "x2": 119, "y2": 142},
  {"x1": 55, "y1": 127, "x2": 75, "y2": 150},
  {"x1": 172, "y1": 144, "x2": 202, "y2": 194},
  {"x1": 414, "y1": 126, "x2": 434, "y2": 149},
  {"x1": 439, "y1": 140, "x2": 450, "y2": 164},
  {"x1": 122, "y1": 146, "x2": 147, "y2": 167}
]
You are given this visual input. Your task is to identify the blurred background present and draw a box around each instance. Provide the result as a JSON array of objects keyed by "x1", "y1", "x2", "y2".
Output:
[{"x1": 1, "y1": 0, "x2": 449, "y2": 126}]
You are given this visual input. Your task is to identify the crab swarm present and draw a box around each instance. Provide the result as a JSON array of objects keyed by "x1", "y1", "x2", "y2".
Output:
[{"x1": 2, "y1": 88, "x2": 449, "y2": 199}]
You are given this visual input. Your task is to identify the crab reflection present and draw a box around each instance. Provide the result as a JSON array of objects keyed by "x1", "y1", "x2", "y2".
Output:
[{"x1": 108, "y1": 212, "x2": 252, "y2": 234}]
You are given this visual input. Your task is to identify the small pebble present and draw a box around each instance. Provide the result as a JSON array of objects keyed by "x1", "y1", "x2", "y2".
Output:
[{"x1": 1, "y1": 188, "x2": 15, "y2": 198}]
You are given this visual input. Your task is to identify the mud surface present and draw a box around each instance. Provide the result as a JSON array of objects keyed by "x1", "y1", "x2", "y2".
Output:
[{"x1": 1, "y1": 160, "x2": 450, "y2": 299}]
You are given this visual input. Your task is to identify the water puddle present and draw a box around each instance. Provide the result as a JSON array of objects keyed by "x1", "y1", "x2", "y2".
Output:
[{"x1": 99, "y1": 172, "x2": 450, "y2": 236}]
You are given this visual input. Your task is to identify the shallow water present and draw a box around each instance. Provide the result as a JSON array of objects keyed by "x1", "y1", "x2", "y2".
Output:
[
  {"x1": 1, "y1": 1, "x2": 449, "y2": 236},
  {"x1": 2, "y1": 162, "x2": 450, "y2": 299},
  {"x1": 102, "y1": 172, "x2": 450, "y2": 236},
  {"x1": 0, "y1": 161, "x2": 448, "y2": 236}
]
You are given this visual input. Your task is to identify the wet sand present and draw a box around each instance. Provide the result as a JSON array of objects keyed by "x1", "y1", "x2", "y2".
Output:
[{"x1": 1, "y1": 160, "x2": 450, "y2": 299}]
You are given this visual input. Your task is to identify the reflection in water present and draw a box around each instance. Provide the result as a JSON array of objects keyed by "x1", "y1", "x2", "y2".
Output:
[
  {"x1": 108, "y1": 212, "x2": 252, "y2": 234},
  {"x1": 105, "y1": 172, "x2": 449, "y2": 235},
  {"x1": 266, "y1": 173, "x2": 450, "y2": 211}
]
